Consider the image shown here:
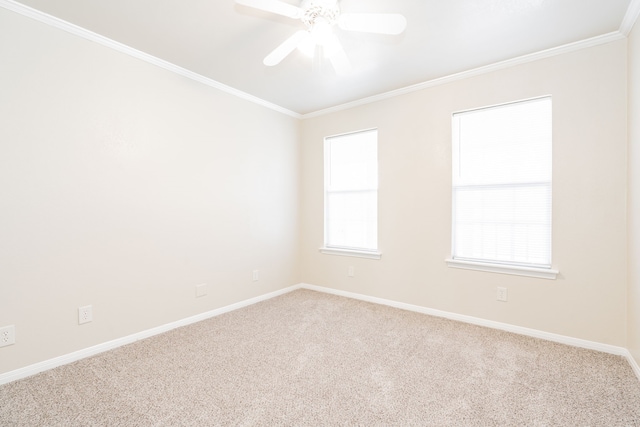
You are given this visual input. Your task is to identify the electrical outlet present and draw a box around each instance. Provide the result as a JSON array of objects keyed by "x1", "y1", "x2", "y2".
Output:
[
  {"x1": 0, "y1": 325, "x2": 15, "y2": 348},
  {"x1": 348, "y1": 266, "x2": 355, "y2": 277},
  {"x1": 252, "y1": 270, "x2": 259, "y2": 282},
  {"x1": 78, "y1": 305, "x2": 93, "y2": 325},
  {"x1": 496, "y1": 287, "x2": 508, "y2": 302},
  {"x1": 195, "y1": 283, "x2": 207, "y2": 298}
]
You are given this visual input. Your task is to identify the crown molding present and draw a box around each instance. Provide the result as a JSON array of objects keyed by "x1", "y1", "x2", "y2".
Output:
[
  {"x1": 302, "y1": 31, "x2": 625, "y2": 119},
  {"x1": 0, "y1": 0, "x2": 302, "y2": 119},
  {"x1": 1, "y1": 0, "x2": 635, "y2": 120},
  {"x1": 620, "y1": 0, "x2": 640, "y2": 36}
]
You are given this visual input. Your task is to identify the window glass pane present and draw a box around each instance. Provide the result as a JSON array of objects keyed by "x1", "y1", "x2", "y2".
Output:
[
  {"x1": 327, "y1": 130, "x2": 377, "y2": 191},
  {"x1": 452, "y1": 97, "x2": 552, "y2": 268},
  {"x1": 454, "y1": 184, "x2": 551, "y2": 266},
  {"x1": 324, "y1": 129, "x2": 378, "y2": 251},
  {"x1": 326, "y1": 191, "x2": 377, "y2": 249},
  {"x1": 455, "y1": 97, "x2": 552, "y2": 186}
]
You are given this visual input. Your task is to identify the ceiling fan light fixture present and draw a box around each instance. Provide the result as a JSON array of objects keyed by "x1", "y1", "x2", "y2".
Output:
[
  {"x1": 311, "y1": 18, "x2": 334, "y2": 45},
  {"x1": 297, "y1": 6, "x2": 337, "y2": 60},
  {"x1": 297, "y1": 32, "x2": 316, "y2": 58}
]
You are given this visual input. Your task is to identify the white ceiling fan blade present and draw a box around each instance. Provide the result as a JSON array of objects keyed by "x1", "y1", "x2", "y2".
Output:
[
  {"x1": 338, "y1": 13, "x2": 407, "y2": 35},
  {"x1": 264, "y1": 30, "x2": 310, "y2": 66},
  {"x1": 235, "y1": 0, "x2": 302, "y2": 19},
  {"x1": 324, "y1": 34, "x2": 351, "y2": 75}
]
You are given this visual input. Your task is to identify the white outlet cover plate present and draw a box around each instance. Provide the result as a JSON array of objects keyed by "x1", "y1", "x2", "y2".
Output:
[
  {"x1": 0, "y1": 325, "x2": 16, "y2": 347},
  {"x1": 196, "y1": 283, "x2": 208, "y2": 297},
  {"x1": 78, "y1": 305, "x2": 93, "y2": 324}
]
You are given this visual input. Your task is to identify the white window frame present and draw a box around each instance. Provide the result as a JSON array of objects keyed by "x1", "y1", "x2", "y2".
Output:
[
  {"x1": 446, "y1": 97, "x2": 558, "y2": 279},
  {"x1": 320, "y1": 129, "x2": 381, "y2": 259}
]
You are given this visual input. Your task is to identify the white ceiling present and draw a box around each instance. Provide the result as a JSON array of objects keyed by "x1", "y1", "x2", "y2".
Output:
[{"x1": 7, "y1": 0, "x2": 639, "y2": 115}]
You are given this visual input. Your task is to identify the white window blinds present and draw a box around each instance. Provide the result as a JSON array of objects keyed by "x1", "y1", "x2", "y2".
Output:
[
  {"x1": 452, "y1": 97, "x2": 552, "y2": 268},
  {"x1": 324, "y1": 129, "x2": 378, "y2": 252}
]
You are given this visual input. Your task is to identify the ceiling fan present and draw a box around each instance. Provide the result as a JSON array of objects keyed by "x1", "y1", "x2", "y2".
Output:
[{"x1": 235, "y1": 0, "x2": 407, "y2": 74}]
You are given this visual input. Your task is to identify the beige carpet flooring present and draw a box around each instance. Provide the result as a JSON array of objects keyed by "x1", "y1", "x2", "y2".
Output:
[{"x1": 1, "y1": 289, "x2": 640, "y2": 426}]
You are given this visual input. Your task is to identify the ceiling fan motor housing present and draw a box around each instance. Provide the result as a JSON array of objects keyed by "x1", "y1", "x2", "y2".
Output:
[{"x1": 301, "y1": 0, "x2": 340, "y2": 29}]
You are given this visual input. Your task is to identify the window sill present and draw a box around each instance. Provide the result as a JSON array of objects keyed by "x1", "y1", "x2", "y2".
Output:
[
  {"x1": 320, "y1": 247, "x2": 382, "y2": 260},
  {"x1": 445, "y1": 258, "x2": 558, "y2": 280}
]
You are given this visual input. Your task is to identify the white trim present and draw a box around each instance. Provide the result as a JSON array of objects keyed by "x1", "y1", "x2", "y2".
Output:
[
  {"x1": 0, "y1": 0, "x2": 631, "y2": 119},
  {"x1": 299, "y1": 283, "x2": 629, "y2": 357},
  {"x1": 620, "y1": 0, "x2": 640, "y2": 36},
  {"x1": 0, "y1": 0, "x2": 301, "y2": 119},
  {"x1": 445, "y1": 258, "x2": 559, "y2": 280},
  {"x1": 0, "y1": 284, "x2": 302, "y2": 386},
  {"x1": 319, "y1": 247, "x2": 382, "y2": 259},
  {"x1": 325, "y1": 127, "x2": 378, "y2": 140},
  {"x1": 2, "y1": 283, "x2": 638, "y2": 385},
  {"x1": 302, "y1": 32, "x2": 625, "y2": 119},
  {"x1": 624, "y1": 349, "x2": 640, "y2": 382},
  {"x1": 452, "y1": 94, "x2": 552, "y2": 116}
]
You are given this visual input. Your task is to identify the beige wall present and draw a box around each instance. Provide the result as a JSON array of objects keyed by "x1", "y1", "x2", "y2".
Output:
[
  {"x1": 301, "y1": 40, "x2": 629, "y2": 346},
  {"x1": 1, "y1": 3, "x2": 636, "y2": 377},
  {"x1": 629, "y1": 22, "x2": 640, "y2": 366},
  {"x1": 0, "y1": 8, "x2": 300, "y2": 374}
]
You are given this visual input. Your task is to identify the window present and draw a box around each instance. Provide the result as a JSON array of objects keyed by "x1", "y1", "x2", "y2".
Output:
[
  {"x1": 321, "y1": 129, "x2": 380, "y2": 259},
  {"x1": 447, "y1": 97, "x2": 557, "y2": 279}
]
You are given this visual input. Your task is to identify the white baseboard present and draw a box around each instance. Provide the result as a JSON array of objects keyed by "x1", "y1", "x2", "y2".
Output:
[
  {"x1": 3, "y1": 282, "x2": 639, "y2": 385},
  {"x1": 625, "y1": 349, "x2": 640, "y2": 381},
  {"x1": 0, "y1": 284, "x2": 302, "y2": 386},
  {"x1": 299, "y1": 283, "x2": 640, "y2": 382}
]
